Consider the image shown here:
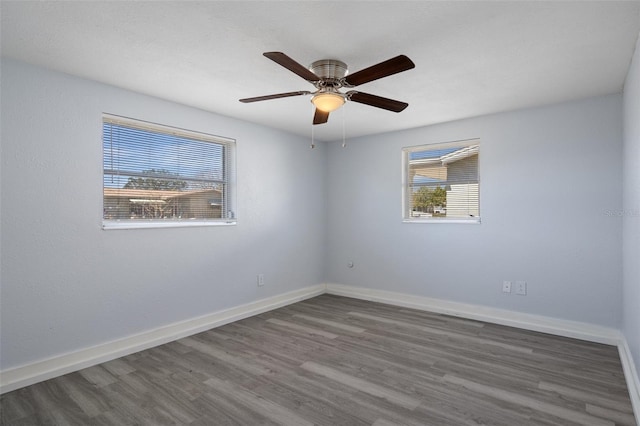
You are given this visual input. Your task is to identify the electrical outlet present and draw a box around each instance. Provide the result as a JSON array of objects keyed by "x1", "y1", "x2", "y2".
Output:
[
  {"x1": 502, "y1": 280, "x2": 512, "y2": 293},
  {"x1": 257, "y1": 274, "x2": 265, "y2": 287},
  {"x1": 515, "y1": 280, "x2": 527, "y2": 295}
]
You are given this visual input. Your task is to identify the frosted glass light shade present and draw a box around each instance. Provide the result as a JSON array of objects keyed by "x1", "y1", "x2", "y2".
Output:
[{"x1": 311, "y1": 92, "x2": 345, "y2": 112}]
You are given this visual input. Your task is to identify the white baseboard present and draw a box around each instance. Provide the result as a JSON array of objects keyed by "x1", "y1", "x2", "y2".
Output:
[
  {"x1": 0, "y1": 284, "x2": 326, "y2": 394},
  {"x1": 619, "y1": 338, "x2": 640, "y2": 422},
  {"x1": 325, "y1": 283, "x2": 622, "y2": 345}
]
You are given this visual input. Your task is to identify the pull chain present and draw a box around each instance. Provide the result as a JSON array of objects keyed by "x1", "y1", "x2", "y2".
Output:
[
  {"x1": 342, "y1": 103, "x2": 346, "y2": 148},
  {"x1": 310, "y1": 103, "x2": 316, "y2": 149}
]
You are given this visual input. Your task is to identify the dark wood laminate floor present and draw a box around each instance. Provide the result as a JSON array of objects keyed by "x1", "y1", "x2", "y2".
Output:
[{"x1": 0, "y1": 294, "x2": 636, "y2": 425}]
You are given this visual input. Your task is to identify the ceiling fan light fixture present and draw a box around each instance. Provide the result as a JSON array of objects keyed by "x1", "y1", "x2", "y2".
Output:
[
  {"x1": 311, "y1": 91, "x2": 345, "y2": 112},
  {"x1": 241, "y1": 52, "x2": 415, "y2": 124}
]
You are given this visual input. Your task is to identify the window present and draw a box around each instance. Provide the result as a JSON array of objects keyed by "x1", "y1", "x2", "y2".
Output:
[
  {"x1": 403, "y1": 139, "x2": 480, "y2": 223},
  {"x1": 103, "y1": 114, "x2": 236, "y2": 229}
]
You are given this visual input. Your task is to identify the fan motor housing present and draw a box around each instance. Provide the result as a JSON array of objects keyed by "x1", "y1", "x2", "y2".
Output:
[{"x1": 309, "y1": 59, "x2": 348, "y2": 80}]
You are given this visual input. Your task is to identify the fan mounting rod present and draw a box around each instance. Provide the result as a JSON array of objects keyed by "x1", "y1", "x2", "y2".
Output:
[
  {"x1": 309, "y1": 59, "x2": 348, "y2": 79},
  {"x1": 309, "y1": 59, "x2": 348, "y2": 89}
]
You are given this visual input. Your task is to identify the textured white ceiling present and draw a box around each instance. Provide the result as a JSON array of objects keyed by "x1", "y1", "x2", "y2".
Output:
[{"x1": 2, "y1": 1, "x2": 639, "y2": 141}]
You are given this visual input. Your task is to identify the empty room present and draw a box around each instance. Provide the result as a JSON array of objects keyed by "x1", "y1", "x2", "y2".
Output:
[{"x1": 1, "y1": 1, "x2": 639, "y2": 425}]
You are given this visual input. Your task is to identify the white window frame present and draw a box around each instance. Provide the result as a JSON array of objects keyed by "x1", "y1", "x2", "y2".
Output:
[
  {"x1": 102, "y1": 114, "x2": 237, "y2": 230},
  {"x1": 402, "y1": 138, "x2": 480, "y2": 224}
]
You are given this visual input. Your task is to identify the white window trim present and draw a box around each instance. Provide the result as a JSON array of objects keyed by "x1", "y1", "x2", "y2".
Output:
[
  {"x1": 102, "y1": 220, "x2": 236, "y2": 230},
  {"x1": 402, "y1": 138, "x2": 481, "y2": 224},
  {"x1": 102, "y1": 114, "x2": 237, "y2": 230},
  {"x1": 402, "y1": 218, "x2": 481, "y2": 225}
]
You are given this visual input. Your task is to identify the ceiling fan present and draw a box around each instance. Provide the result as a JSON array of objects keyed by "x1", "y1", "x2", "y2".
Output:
[{"x1": 239, "y1": 52, "x2": 415, "y2": 125}]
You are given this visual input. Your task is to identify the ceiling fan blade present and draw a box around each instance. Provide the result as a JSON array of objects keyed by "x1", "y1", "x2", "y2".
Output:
[
  {"x1": 239, "y1": 91, "x2": 311, "y2": 103},
  {"x1": 313, "y1": 109, "x2": 329, "y2": 125},
  {"x1": 263, "y1": 52, "x2": 320, "y2": 82},
  {"x1": 347, "y1": 91, "x2": 409, "y2": 112},
  {"x1": 344, "y1": 55, "x2": 415, "y2": 87}
]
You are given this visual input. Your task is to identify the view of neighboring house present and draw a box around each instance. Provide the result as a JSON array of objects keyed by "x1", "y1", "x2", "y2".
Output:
[
  {"x1": 103, "y1": 187, "x2": 223, "y2": 220},
  {"x1": 409, "y1": 144, "x2": 479, "y2": 218}
]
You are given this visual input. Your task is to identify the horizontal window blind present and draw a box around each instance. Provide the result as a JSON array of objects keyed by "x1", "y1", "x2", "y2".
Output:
[
  {"x1": 103, "y1": 114, "x2": 235, "y2": 227},
  {"x1": 403, "y1": 139, "x2": 480, "y2": 222}
]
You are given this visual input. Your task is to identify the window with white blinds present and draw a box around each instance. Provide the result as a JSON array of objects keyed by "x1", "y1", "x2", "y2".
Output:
[
  {"x1": 403, "y1": 139, "x2": 480, "y2": 223},
  {"x1": 102, "y1": 114, "x2": 236, "y2": 229}
]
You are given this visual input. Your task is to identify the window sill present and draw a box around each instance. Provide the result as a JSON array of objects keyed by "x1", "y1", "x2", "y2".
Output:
[
  {"x1": 403, "y1": 218, "x2": 481, "y2": 224},
  {"x1": 102, "y1": 220, "x2": 237, "y2": 230}
]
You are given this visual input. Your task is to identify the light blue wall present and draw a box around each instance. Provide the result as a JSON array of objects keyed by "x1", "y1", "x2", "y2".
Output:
[
  {"x1": 0, "y1": 59, "x2": 327, "y2": 370},
  {"x1": 0, "y1": 56, "x2": 632, "y2": 378},
  {"x1": 623, "y1": 32, "x2": 640, "y2": 384},
  {"x1": 325, "y1": 94, "x2": 624, "y2": 327}
]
